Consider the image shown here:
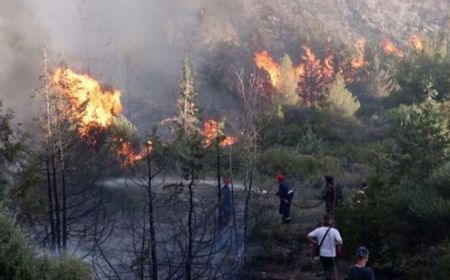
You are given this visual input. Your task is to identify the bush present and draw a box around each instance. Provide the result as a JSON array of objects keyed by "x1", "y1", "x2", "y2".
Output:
[
  {"x1": 256, "y1": 146, "x2": 338, "y2": 181},
  {"x1": 48, "y1": 257, "x2": 93, "y2": 280},
  {"x1": 0, "y1": 209, "x2": 92, "y2": 280}
]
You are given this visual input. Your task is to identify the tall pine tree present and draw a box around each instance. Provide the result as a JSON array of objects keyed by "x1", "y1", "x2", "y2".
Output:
[{"x1": 176, "y1": 57, "x2": 201, "y2": 138}]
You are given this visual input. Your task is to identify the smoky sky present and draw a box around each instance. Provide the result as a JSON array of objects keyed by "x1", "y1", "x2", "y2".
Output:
[
  {"x1": 1, "y1": 0, "x2": 449, "y2": 127},
  {"x1": 0, "y1": 0, "x2": 200, "y2": 125}
]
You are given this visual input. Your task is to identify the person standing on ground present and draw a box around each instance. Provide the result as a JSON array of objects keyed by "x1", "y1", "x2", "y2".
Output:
[
  {"x1": 322, "y1": 175, "x2": 343, "y2": 217},
  {"x1": 219, "y1": 177, "x2": 232, "y2": 228},
  {"x1": 275, "y1": 174, "x2": 294, "y2": 224},
  {"x1": 307, "y1": 215, "x2": 343, "y2": 280},
  {"x1": 347, "y1": 246, "x2": 376, "y2": 280}
]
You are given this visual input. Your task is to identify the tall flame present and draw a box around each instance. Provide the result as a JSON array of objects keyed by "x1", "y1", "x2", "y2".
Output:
[
  {"x1": 203, "y1": 120, "x2": 237, "y2": 148},
  {"x1": 351, "y1": 39, "x2": 366, "y2": 68},
  {"x1": 52, "y1": 68, "x2": 144, "y2": 167},
  {"x1": 253, "y1": 51, "x2": 282, "y2": 88},
  {"x1": 51, "y1": 68, "x2": 123, "y2": 136},
  {"x1": 381, "y1": 38, "x2": 403, "y2": 57}
]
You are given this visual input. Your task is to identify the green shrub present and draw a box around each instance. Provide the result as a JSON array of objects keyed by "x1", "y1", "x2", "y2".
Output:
[
  {"x1": 256, "y1": 147, "x2": 338, "y2": 181},
  {"x1": 0, "y1": 209, "x2": 92, "y2": 279},
  {"x1": 48, "y1": 257, "x2": 92, "y2": 280}
]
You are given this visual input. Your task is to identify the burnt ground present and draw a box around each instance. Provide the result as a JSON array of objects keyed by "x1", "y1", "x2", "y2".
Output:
[{"x1": 240, "y1": 192, "x2": 351, "y2": 280}]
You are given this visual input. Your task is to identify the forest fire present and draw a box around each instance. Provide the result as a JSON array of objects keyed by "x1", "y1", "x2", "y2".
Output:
[
  {"x1": 203, "y1": 120, "x2": 237, "y2": 148},
  {"x1": 52, "y1": 68, "x2": 143, "y2": 166},
  {"x1": 51, "y1": 68, "x2": 123, "y2": 137},
  {"x1": 253, "y1": 41, "x2": 366, "y2": 105},
  {"x1": 351, "y1": 39, "x2": 366, "y2": 68},
  {"x1": 253, "y1": 51, "x2": 282, "y2": 88},
  {"x1": 116, "y1": 138, "x2": 143, "y2": 167},
  {"x1": 409, "y1": 35, "x2": 423, "y2": 51},
  {"x1": 381, "y1": 38, "x2": 403, "y2": 57}
]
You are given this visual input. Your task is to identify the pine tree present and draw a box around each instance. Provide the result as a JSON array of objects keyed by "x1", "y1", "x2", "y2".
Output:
[
  {"x1": 390, "y1": 88, "x2": 450, "y2": 182},
  {"x1": 323, "y1": 72, "x2": 360, "y2": 117},
  {"x1": 176, "y1": 57, "x2": 201, "y2": 138},
  {"x1": 280, "y1": 54, "x2": 298, "y2": 106},
  {"x1": 297, "y1": 47, "x2": 326, "y2": 107}
]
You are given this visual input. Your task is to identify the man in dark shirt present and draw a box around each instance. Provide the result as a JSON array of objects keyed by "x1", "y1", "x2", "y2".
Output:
[
  {"x1": 219, "y1": 177, "x2": 233, "y2": 228},
  {"x1": 347, "y1": 246, "x2": 375, "y2": 280},
  {"x1": 276, "y1": 174, "x2": 294, "y2": 223}
]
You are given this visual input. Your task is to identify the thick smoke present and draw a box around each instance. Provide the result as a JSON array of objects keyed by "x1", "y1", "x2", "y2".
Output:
[
  {"x1": 30, "y1": 0, "x2": 207, "y2": 129},
  {"x1": 0, "y1": 0, "x2": 46, "y2": 122},
  {"x1": 1, "y1": 0, "x2": 449, "y2": 127}
]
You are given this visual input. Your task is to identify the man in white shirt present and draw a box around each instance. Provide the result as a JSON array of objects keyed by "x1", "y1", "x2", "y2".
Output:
[{"x1": 307, "y1": 215, "x2": 343, "y2": 280}]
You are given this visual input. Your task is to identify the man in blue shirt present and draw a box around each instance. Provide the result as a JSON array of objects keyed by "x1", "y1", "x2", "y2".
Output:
[
  {"x1": 347, "y1": 246, "x2": 376, "y2": 280},
  {"x1": 276, "y1": 174, "x2": 294, "y2": 223}
]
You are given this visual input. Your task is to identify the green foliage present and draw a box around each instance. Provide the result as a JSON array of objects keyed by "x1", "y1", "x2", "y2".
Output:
[
  {"x1": 388, "y1": 40, "x2": 450, "y2": 106},
  {"x1": 257, "y1": 146, "x2": 338, "y2": 181},
  {"x1": 0, "y1": 102, "x2": 24, "y2": 191},
  {"x1": 388, "y1": 93, "x2": 450, "y2": 182},
  {"x1": 0, "y1": 209, "x2": 92, "y2": 279},
  {"x1": 295, "y1": 126, "x2": 325, "y2": 155},
  {"x1": 47, "y1": 256, "x2": 92, "y2": 280},
  {"x1": 322, "y1": 73, "x2": 360, "y2": 117},
  {"x1": 280, "y1": 54, "x2": 298, "y2": 106},
  {"x1": 11, "y1": 153, "x2": 46, "y2": 225},
  {"x1": 310, "y1": 109, "x2": 363, "y2": 143}
]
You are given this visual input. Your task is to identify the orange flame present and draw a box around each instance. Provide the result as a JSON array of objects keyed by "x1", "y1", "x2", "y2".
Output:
[
  {"x1": 51, "y1": 68, "x2": 123, "y2": 137},
  {"x1": 203, "y1": 120, "x2": 237, "y2": 148},
  {"x1": 115, "y1": 138, "x2": 143, "y2": 167},
  {"x1": 351, "y1": 39, "x2": 366, "y2": 68},
  {"x1": 381, "y1": 38, "x2": 403, "y2": 57},
  {"x1": 253, "y1": 51, "x2": 282, "y2": 88},
  {"x1": 219, "y1": 136, "x2": 237, "y2": 147},
  {"x1": 253, "y1": 40, "x2": 367, "y2": 105},
  {"x1": 322, "y1": 52, "x2": 335, "y2": 80},
  {"x1": 409, "y1": 35, "x2": 423, "y2": 51}
]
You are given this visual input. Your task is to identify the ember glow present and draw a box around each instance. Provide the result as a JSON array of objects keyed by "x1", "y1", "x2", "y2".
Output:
[
  {"x1": 116, "y1": 138, "x2": 143, "y2": 167},
  {"x1": 51, "y1": 68, "x2": 123, "y2": 137},
  {"x1": 351, "y1": 39, "x2": 366, "y2": 68},
  {"x1": 381, "y1": 38, "x2": 403, "y2": 57},
  {"x1": 203, "y1": 120, "x2": 237, "y2": 148},
  {"x1": 409, "y1": 35, "x2": 423, "y2": 51}
]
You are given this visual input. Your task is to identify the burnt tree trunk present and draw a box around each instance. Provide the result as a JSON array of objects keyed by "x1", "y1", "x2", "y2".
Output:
[
  {"x1": 216, "y1": 137, "x2": 221, "y2": 223},
  {"x1": 147, "y1": 143, "x2": 158, "y2": 280},
  {"x1": 46, "y1": 156, "x2": 56, "y2": 251},
  {"x1": 185, "y1": 170, "x2": 195, "y2": 280},
  {"x1": 51, "y1": 154, "x2": 61, "y2": 252}
]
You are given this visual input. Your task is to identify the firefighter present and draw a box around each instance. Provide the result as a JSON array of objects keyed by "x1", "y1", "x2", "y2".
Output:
[
  {"x1": 276, "y1": 174, "x2": 294, "y2": 223},
  {"x1": 219, "y1": 177, "x2": 232, "y2": 228}
]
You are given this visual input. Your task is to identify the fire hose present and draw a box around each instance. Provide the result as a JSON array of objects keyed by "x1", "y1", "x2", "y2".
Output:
[{"x1": 274, "y1": 194, "x2": 324, "y2": 209}]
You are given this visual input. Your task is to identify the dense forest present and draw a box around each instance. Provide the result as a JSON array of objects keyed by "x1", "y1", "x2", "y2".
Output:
[{"x1": 1, "y1": 0, "x2": 450, "y2": 279}]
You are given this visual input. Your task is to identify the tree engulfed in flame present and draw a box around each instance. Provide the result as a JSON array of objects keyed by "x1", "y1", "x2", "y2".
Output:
[
  {"x1": 203, "y1": 120, "x2": 237, "y2": 148},
  {"x1": 253, "y1": 41, "x2": 366, "y2": 105},
  {"x1": 253, "y1": 51, "x2": 282, "y2": 88},
  {"x1": 381, "y1": 38, "x2": 403, "y2": 57},
  {"x1": 52, "y1": 68, "x2": 143, "y2": 167},
  {"x1": 51, "y1": 68, "x2": 123, "y2": 137}
]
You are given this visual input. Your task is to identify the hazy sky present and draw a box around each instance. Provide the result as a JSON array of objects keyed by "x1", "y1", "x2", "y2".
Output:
[{"x1": 1, "y1": 0, "x2": 199, "y2": 124}]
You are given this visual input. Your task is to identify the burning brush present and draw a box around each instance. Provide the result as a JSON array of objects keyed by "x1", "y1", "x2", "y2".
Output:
[{"x1": 51, "y1": 67, "x2": 144, "y2": 167}]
